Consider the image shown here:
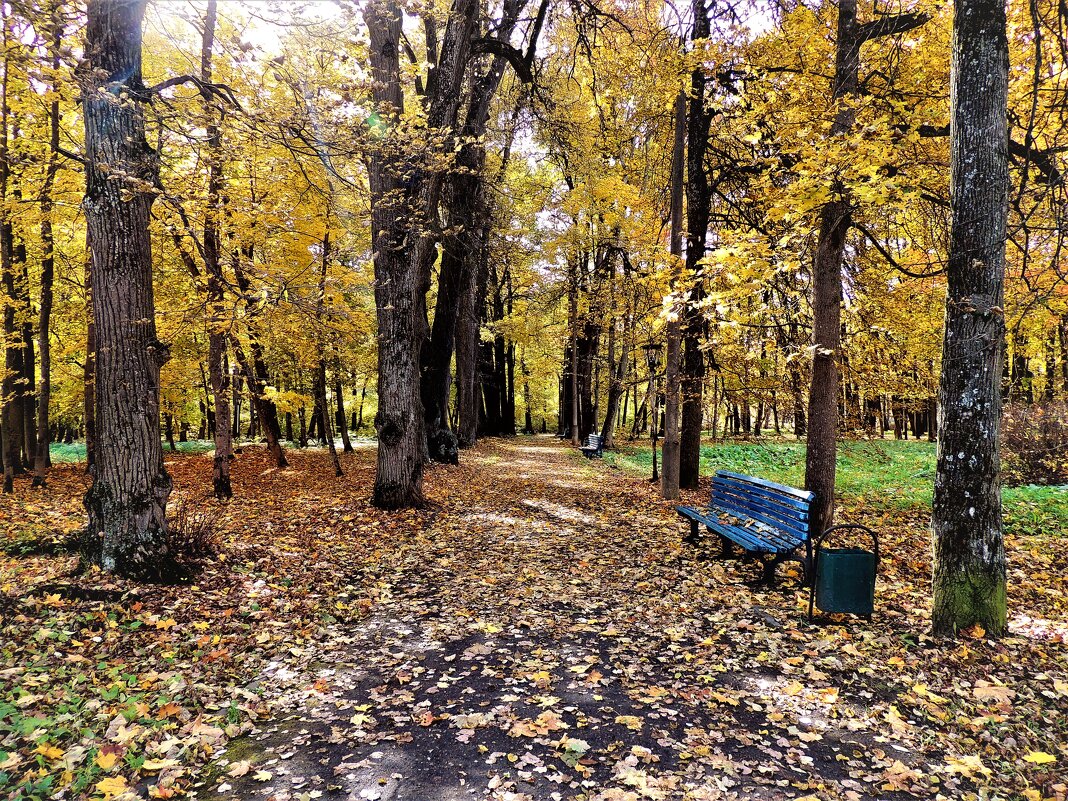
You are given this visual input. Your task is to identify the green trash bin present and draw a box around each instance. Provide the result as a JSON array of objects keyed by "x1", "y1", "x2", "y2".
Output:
[{"x1": 808, "y1": 524, "x2": 880, "y2": 620}]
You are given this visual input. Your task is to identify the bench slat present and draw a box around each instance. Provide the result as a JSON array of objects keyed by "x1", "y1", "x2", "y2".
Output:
[
  {"x1": 709, "y1": 499, "x2": 807, "y2": 542},
  {"x1": 678, "y1": 506, "x2": 802, "y2": 554},
  {"x1": 710, "y1": 515, "x2": 797, "y2": 553},
  {"x1": 681, "y1": 508, "x2": 774, "y2": 552},
  {"x1": 711, "y1": 483, "x2": 810, "y2": 526},
  {"x1": 712, "y1": 475, "x2": 812, "y2": 513},
  {"x1": 716, "y1": 470, "x2": 815, "y2": 502}
]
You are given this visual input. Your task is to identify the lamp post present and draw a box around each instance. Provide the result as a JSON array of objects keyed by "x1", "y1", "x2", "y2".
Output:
[{"x1": 643, "y1": 342, "x2": 663, "y2": 483}]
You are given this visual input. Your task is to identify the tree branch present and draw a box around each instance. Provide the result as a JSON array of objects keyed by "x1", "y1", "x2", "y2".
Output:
[
  {"x1": 857, "y1": 12, "x2": 930, "y2": 43},
  {"x1": 471, "y1": 37, "x2": 534, "y2": 83},
  {"x1": 856, "y1": 222, "x2": 946, "y2": 278},
  {"x1": 147, "y1": 74, "x2": 243, "y2": 111}
]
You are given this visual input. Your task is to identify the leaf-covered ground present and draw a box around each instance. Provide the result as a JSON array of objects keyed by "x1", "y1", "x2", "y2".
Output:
[{"x1": 1, "y1": 436, "x2": 1066, "y2": 801}]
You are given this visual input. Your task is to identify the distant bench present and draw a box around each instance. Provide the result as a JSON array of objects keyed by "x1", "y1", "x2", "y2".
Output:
[
  {"x1": 676, "y1": 470, "x2": 815, "y2": 585},
  {"x1": 579, "y1": 433, "x2": 604, "y2": 459}
]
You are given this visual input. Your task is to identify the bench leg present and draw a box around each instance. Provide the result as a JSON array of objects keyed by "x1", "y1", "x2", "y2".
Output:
[
  {"x1": 761, "y1": 557, "x2": 779, "y2": 587},
  {"x1": 684, "y1": 520, "x2": 700, "y2": 547},
  {"x1": 719, "y1": 535, "x2": 736, "y2": 559}
]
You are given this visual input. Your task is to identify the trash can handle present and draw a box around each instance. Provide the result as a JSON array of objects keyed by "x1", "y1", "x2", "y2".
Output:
[{"x1": 815, "y1": 523, "x2": 880, "y2": 568}]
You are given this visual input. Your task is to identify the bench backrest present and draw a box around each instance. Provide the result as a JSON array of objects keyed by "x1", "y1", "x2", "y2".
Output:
[
  {"x1": 710, "y1": 470, "x2": 814, "y2": 541},
  {"x1": 586, "y1": 433, "x2": 602, "y2": 448}
]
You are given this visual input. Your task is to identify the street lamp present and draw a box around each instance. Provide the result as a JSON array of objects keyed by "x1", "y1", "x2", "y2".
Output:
[{"x1": 643, "y1": 342, "x2": 663, "y2": 483}]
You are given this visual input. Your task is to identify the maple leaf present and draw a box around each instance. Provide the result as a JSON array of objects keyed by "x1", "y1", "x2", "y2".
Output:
[
  {"x1": 94, "y1": 750, "x2": 119, "y2": 770},
  {"x1": 95, "y1": 776, "x2": 128, "y2": 799},
  {"x1": 1022, "y1": 751, "x2": 1056, "y2": 765},
  {"x1": 973, "y1": 680, "x2": 1015, "y2": 704},
  {"x1": 228, "y1": 760, "x2": 253, "y2": 777},
  {"x1": 34, "y1": 743, "x2": 64, "y2": 761}
]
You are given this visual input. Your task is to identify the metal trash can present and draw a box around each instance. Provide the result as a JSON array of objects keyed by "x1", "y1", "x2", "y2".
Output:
[{"x1": 808, "y1": 524, "x2": 879, "y2": 620}]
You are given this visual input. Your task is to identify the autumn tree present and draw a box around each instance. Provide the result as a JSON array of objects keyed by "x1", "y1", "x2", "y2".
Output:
[
  {"x1": 80, "y1": 0, "x2": 172, "y2": 577},
  {"x1": 931, "y1": 0, "x2": 1010, "y2": 637},
  {"x1": 803, "y1": 0, "x2": 927, "y2": 534}
]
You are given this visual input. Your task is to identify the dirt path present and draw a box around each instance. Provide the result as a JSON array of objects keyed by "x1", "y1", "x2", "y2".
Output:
[{"x1": 190, "y1": 437, "x2": 930, "y2": 801}]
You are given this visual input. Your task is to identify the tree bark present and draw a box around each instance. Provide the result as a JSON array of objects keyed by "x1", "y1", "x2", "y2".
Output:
[
  {"x1": 804, "y1": 0, "x2": 927, "y2": 534},
  {"x1": 199, "y1": 0, "x2": 233, "y2": 499},
  {"x1": 335, "y1": 371, "x2": 353, "y2": 453},
  {"x1": 931, "y1": 0, "x2": 1009, "y2": 638},
  {"x1": 316, "y1": 361, "x2": 342, "y2": 476},
  {"x1": 661, "y1": 90, "x2": 686, "y2": 500},
  {"x1": 568, "y1": 255, "x2": 580, "y2": 445},
  {"x1": 366, "y1": 0, "x2": 476, "y2": 506},
  {"x1": 0, "y1": 12, "x2": 19, "y2": 493},
  {"x1": 804, "y1": 0, "x2": 860, "y2": 536},
  {"x1": 679, "y1": 0, "x2": 714, "y2": 490},
  {"x1": 32, "y1": 0, "x2": 62, "y2": 487},
  {"x1": 232, "y1": 247, "x2": 287, "y2": 467},
  {"x1": 84, "y1": 251, "x2": 96, "y2": 473},
  {"x1": 80, "y1": 0, "x2": 172, "y2": 578}
]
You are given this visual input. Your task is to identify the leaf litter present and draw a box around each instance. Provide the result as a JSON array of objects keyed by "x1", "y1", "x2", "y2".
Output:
[{"x1": 1, "y1": 437, "x2": 1066, "y2": 800}]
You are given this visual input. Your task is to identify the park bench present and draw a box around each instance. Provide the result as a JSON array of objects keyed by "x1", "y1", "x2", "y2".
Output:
[
  {"x1": 579, "y1": 433, "x2": 605, "y2": 459},
  {"x1": 677, "y1": 470, "x2": 815, "y2": 585}
]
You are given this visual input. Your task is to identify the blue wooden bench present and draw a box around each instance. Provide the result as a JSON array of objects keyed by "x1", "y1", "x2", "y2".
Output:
[
  {"x1": 677, "y1": 470, "x2": 815, "y2": 585},
  {"x1": 579, "y1": 433, "x2": 604, "y2": 459}
]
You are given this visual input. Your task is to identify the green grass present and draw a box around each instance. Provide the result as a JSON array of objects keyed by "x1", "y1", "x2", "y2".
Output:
[
  {"x1": 49, "y1": 439, "x2": 216, "y2": 463},
  {"x1": 603, "y1": 438, "x2": 1068, "y2": 536}
]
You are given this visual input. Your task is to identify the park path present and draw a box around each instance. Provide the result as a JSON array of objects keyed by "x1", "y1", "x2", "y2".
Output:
[{"x1": 193, "y1": 437, "x2": 918, "y2": 801}]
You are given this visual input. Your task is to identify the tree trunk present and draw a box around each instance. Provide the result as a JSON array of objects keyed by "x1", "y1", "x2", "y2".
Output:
[
  {"x1": 661, "y1": 89, "x2": 686, "y2": 500},
  {"x1": 164, "y1": 414, "x2": 177, "y2": 451},
  {"x1": 335, "y1": 371, "x2": 353, "y2": 453},
  {"x1": 931, "y1": 0, "x2": 1009, "y2": 638},
  {"x1": 80, "y1": 0, "x2": 172, "y2": 578},
  {"x1": 1059, "y1": 316, "x2": 1068, "y2": 396},
  {"x1": 804, "y1": 0, "x2": 926, "y2": 534},
  {"x1": 32, "y1": 1, "x2": 62, "y2": 487},
  {"x1": 316, "y1": 361, "x2": 342, "y2": 477},
  {"x1": 803, "y1": 0, "x2": 861, "y2": 536},
  {"x1": 231, "y1": 247, "x2": 287, "y2": 468},
  {"x1": 199, "y1": 0, "x2": 233, "y2": 498},
  {"x1": 455, "y1": 239, "x2": 482, "y2": 447},
  {"x1": 84, "y1": 253, "x2": 96, "y2": 473},
  {"x1": 568, "y1": 257, "x2": 580, "y2": 445},
  {"x1": 366, "y1": 0, "x2": 479, "y2": 505},
  {"x1": 0, "y1": 13, "x2": 18, "y2": 493},
  {"x1": 679, "y1": 0, "x2": 714, "y2": 490}
]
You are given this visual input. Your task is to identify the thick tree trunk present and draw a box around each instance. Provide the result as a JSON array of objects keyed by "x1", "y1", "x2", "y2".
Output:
[
  {"x1": 455, "y1": 266, "x2": 480, "y2": 447},
  {"x1": 679, "y1": 0, "x2": 713, "y2": 490},
  {"x1": 568, "y1": 257, "x2": 580, "y2": 445},
  {"x1": 931, "y1": 0, "x2": 1009, "y2": 637},
  {"x1": 80, "y1": 0, "x2": 172, "y2": 578},
  {"x1": 367, "y1": 0, "x2": 426, "y2": 507}
]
